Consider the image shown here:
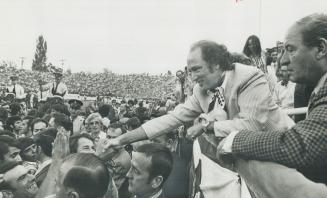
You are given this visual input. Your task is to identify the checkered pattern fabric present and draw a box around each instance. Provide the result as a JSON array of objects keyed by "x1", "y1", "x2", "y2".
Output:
[{"x1": 232, "y1": 79, "x2": 327, "y2": 184}]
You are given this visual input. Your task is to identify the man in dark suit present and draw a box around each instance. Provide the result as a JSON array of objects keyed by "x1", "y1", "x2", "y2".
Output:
[
  {"x1": 126, "y1": 143, "x2": 173, "y2": 198},
  {"x1": 217, "y1": 13, "x2": 327, "y2": 185}
]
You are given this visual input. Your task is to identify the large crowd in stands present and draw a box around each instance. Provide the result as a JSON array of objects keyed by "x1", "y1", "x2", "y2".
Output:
[
  {"x1": 1, "y1": 13, "x2": 327, "y2": 198},
  {"x1": 0, "y1": 65, "x2": 175, "y2": 98}
]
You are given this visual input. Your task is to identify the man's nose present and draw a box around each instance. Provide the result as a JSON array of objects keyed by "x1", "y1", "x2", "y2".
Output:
[{"x1": 280, "y1": 51, "x2": 290, "y2": 66}]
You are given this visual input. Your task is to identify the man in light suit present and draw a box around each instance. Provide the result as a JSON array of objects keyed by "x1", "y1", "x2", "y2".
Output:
[
  {"x1": 6, "y1": 76, "x2": 25, "y2": 102},
  {"x1": 104, "y1": 40, "x2": 293, "y2": 149},
  {"x1": 217, "y1": 13, "x2": 327, "y2": 185}
]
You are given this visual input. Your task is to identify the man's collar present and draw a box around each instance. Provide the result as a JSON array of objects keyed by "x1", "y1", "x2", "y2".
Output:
[
  {"x1": 208, "y1": 71, "x2": 229, "y2": 94},
  {"x1": 135, "y1": 189, "x2": 162, "y2": 198}
]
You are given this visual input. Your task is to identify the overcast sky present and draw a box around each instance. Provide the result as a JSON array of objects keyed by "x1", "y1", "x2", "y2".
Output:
[{"x1": 0, "y1": 0, "x2": 326, "y2": 74}]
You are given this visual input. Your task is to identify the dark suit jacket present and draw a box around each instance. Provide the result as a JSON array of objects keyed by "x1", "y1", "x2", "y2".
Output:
[{"x1": 232, "y1": 77, "x2": 327, "y2": 184}]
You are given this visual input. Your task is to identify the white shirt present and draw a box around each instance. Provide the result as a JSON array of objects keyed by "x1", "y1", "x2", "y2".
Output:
[
  {"x1": 43, "y1": 82, "x2": 68, "y2": 98},
  {"x1": 6, "y1": 84, "x2": 25, "y2": 99},
  {"x1": 273, "y1": 81, "x2": 296, "y2": 109}
]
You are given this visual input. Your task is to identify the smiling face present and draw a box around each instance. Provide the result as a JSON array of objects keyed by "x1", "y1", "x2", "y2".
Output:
[
  {"x1": 281, "y1": 24, "x2": 325, "y2": 85},
  {"x1": 4, "y1": 165, "x2": 38, "y2": 198},
  {"x1": 187, "y1": 47, "x2": 223, "y2": 91},
  {"x1": 76, "y1": 137, "x2": 96, "y2": 154}
]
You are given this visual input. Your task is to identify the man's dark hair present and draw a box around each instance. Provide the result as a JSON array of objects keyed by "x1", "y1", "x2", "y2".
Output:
[
  {"x1": 0, "y1": 107, "x2": 9, "y2": 122},
  {"x1": 31, "y1": 118, "x2": 49, "y2": 132},
  {"x1": 125, "y1": 117, "x2": 141, "y2": 130},
  {"x1": 98, "y1": 104, "x2": 110, "y2": 117},
  {"x1": 135, "y1": 143, "x2": 173, "y2": 188},
  {"x1": 34, "y1": 129, "x2": 56, "y2": 157},
  {"x1": 5, "y1": 116, "x2": 22, "y2": 131},
  {"x1": 9, "y1": 103, "x2": 22, "y2": 116},
  {"x1": 296, "y1": 13, "x2": 327, "y2": 47},
  {"x1": 108, "y1": 122, "x2": 127, "y2": 134},
  {"x1": 0, "y1": 141, "x2": 10, "y2": 160},
  {"x1": 69, "y1": 133, "x2": 95, "y2": 153},
  {"x1": 190, "y1": 40, "x2": 234, "y2": 72},
  {"x1": 52, "y1": 113, "x2": 73, "y2": 132},
  {"x1": 62, "y1": 153, "x2": 110, "y2": 198},
  {"x1": 51, "y1": 104, "x2": 70, "y2": 117}
]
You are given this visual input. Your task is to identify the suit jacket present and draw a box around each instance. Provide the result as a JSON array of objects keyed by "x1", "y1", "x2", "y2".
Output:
[
  {"x1": 232, "y1": 77, "x2": 327, "y2": 184},
  {"x1": 142, "y1": 63, "x2": 293, "y2": 139}
]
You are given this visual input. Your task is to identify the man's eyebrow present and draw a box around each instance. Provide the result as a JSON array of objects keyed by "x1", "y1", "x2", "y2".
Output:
[{"x1": 17, "y1": 173, "x2": 27, "y2": 181}]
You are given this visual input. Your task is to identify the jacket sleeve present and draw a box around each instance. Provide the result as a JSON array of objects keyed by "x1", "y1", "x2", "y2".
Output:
[
  {"x1": 231, "y1": 103, "x2": 327, "y2": 168},
  {"x1": 142, "y1": 92, "x2": 203, "y2": 139}
]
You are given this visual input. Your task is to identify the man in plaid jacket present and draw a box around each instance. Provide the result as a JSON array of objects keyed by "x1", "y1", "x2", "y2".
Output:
[{"x1": 218, "y1": 13, "x2": 327, "y2": 185}]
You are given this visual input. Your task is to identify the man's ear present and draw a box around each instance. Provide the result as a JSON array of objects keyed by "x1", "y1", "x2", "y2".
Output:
[
  {"x1": 151, "y1": 175, "x2": 163, "y2": 189},
  {"x1": 316, "y1": 38, "x2": 327, "y2": 59},
  {"x1": 68, "y1": 190, "x2": 80, "y2": 198}
]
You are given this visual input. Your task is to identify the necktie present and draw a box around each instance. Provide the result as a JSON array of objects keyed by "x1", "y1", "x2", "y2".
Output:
[{"x1": 207, "y1": 87, "x2": 225, "y2": 112}]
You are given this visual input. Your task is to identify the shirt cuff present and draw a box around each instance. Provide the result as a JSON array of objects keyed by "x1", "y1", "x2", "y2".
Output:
[{"x1": 221, "y1": 131, "x2": 239, "y2": 153}]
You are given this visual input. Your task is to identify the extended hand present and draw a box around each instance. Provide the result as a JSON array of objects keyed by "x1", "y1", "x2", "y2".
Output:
[
  {"x1": 186, "y1": 124, "x2": 205, "y2": 141},
  {"x1": 52, "y1": 127, "x2": 70, "y2": 160}
]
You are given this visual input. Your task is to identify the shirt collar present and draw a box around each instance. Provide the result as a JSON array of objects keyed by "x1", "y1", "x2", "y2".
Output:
[
  {"x1": 208, "y1": 71, "x2": 229, "y2": 94},
  {"x1": 134, "y1": 189, "x2": 162, "y2": 198},
  {"x1": 314, "y1": 72, "x2": 327, "y2": 94}
]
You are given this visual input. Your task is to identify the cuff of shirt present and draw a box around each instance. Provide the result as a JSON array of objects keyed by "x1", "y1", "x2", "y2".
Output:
[{"x1": 221, "y1": 131, "x2": 239, "y2": 153}]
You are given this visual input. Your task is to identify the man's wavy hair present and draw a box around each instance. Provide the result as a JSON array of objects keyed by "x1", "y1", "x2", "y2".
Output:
[{"x1": 190, "y1": 40, "x2": 234, "y2": 72}]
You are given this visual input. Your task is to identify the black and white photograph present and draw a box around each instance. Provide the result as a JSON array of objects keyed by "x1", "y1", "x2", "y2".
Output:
[{"x1": 0, "y1": 0, "x2": 327, "y2": 197}]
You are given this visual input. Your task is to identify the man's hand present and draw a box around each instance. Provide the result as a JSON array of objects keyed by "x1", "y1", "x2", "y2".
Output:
[
  {"x1": 186, "y1": 124, "x2": 205, "y2": 141},
  {"x1": 216, "y1": 138, "x2": 235, "y2": 170},
  {"x1": 52, "y1": 126, "x2": 70, "y2": 160}
]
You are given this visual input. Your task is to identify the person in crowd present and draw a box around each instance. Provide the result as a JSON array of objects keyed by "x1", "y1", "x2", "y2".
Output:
[
  {"x1": 243, "y1": 35, "x2": 268, "y2": 73},
  {"x1": 34, "y1": 128, "x2": 56, "y2": 186},
  {"x1": 152, "y1": 131, "x2": 190, "y2": 198},
  {"x1": 39, "y1": 67, "x2": 68, "y2": 100},
  {"x1": 6, "y1": 76, "x2": 25, "y2": 102},
  {"x1": 9, "y1": 102, "x2": 23, "y2": 117},
  {"x1": 84, "y1": 113, "x2": 106, "y2": 143},
  {"x1": 0, "y1": 136, "x2": 22, "y2": 167},
  {"x1": 274, "y1": 65, "x2": 296, "y2": 109},
  {"x1": 5, "y1": 116, "x2": 25, "y2": 138},
  {"x1": 0, "y1": 162, "x2": 38, "y2": 198},
  {"x1": 216, "y1": 13, "x2": 327, "y2": 185},
  {"x1": 16, "y1": 137, "x2": 38, "y2": 174},
  {"x1": 127, "y1": 143, "x2": 173, "y2": 198},
  {"x1": 31, "y1": 118, "x2": 48, "y2": 136},
  {"x1": 69, "y1": 133, "x2": 96, "y2": 154},
  {"x1": 48, "y1": 113, "x2": 72, "y2": 135},
  {"x1": 68, "y1": 99, "x2": 85, "y2": 134}
]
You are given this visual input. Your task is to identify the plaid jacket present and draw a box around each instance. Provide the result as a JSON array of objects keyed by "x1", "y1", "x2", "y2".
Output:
[{"x1": 232, "y1": 78, "x2": 327, "y2": 184}]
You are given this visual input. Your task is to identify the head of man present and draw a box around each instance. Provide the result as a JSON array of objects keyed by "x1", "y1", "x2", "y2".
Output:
[
  {"x1": 56, "y1": 153, "x2": 110, "y2": 198},
  {"x1": 69, "y1": 133, "x2": 96, "y2": 154},
  {"x1": 31, "y1": 118, "x2": 48, "y2": 136},
  {"x1": 280, "y1": 65, "x2": 290, "y2": 83},
  {"x1": 6, "y1": 116, "x2": 23, "y2": 135},
  {"x1": 126, "y1": 143, "x2": 173, "y2": 197},
  {"x1": 0, "y1": 138, "x2": 22, "y2": 165},
  {"x1": 85, "y1": 113, "x2": 102, "y2": 134},
  {"x1": 54, "y1": 73, "x2": 63, "y2": 84},
  {"x1": 271, "y1": 51, "x2": 278, "y2": 62},
  {"x1": 10, "y1": 76, "x2": 18, "y2": 86},
  {"x1": 281, "y1": 13, "x2": 327, "y2": 86},
  {"x1": 17, "y1": 137, "x2": 37, "y2": 162},
  {"x1": 107, "y1": 122, "x2": 126, "y2": 138},
  {"x1": 1, "y1": 163, "x2": 38, "y2": 198},
  {"x1": 187, "y1": 40, "x2": 233, "y2": 91}
]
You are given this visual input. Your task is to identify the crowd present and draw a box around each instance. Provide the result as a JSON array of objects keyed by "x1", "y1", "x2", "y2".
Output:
[
  {"x1": 0, "y1": 65, "x2": 175, "y2": 99},
  {"x1": 1, "y1": 13, "x2": 327, "y2": 198}
]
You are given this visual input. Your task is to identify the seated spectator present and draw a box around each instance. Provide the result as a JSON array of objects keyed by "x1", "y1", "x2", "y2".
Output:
[{"x1": 127, "y1": 143, "x2": 173, "y2": 198}]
